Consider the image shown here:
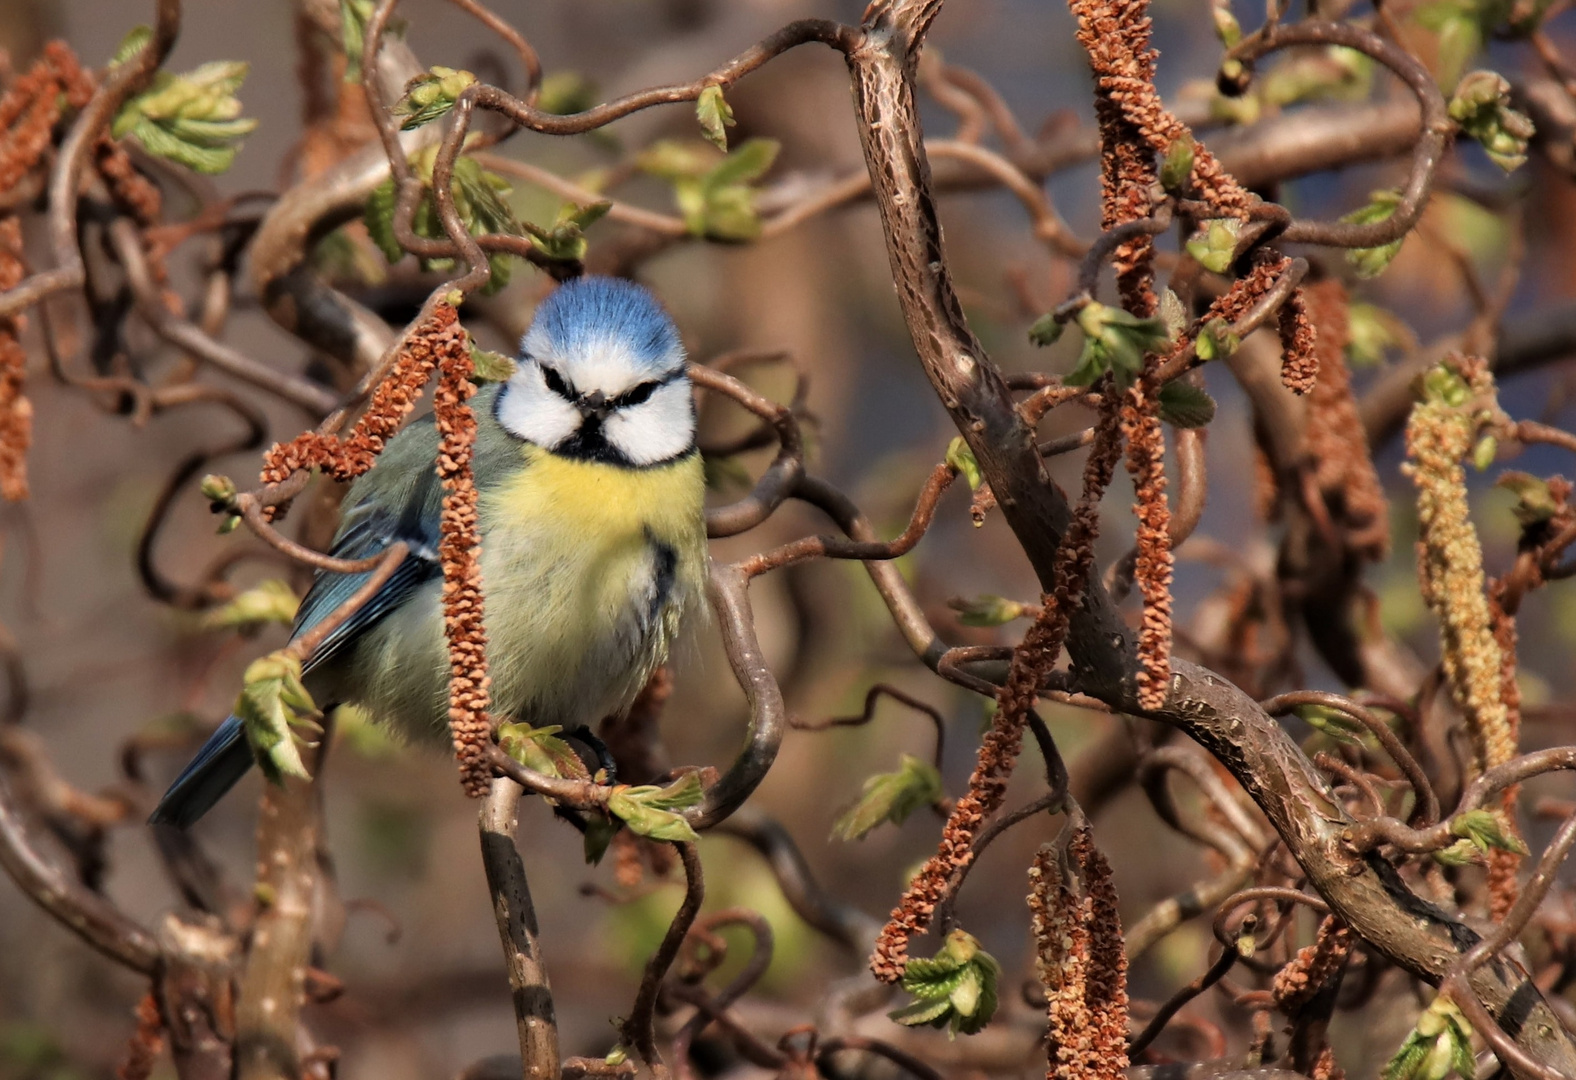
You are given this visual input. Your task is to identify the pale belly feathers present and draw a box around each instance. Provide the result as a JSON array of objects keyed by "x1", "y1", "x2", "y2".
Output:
[{"x1": 313, "y1": 447, "x2": 706, "y2": 743}]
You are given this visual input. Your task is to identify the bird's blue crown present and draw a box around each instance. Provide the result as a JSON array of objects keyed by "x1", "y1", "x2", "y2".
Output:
[{"x1": 524, "y1": 276, "x2": 684, "y2": 379}]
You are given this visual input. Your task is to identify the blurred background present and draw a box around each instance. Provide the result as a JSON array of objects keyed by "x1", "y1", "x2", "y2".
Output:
[{"x1": 2, "y1": 0, "x2": 1576, "y2": 1077}]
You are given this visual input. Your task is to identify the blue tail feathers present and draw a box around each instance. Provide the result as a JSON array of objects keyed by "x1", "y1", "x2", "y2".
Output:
[{"x1": 148, "y1": 715, "x2": 254, "y2": 828}]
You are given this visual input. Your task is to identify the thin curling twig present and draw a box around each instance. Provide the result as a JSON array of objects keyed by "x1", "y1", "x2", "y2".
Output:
[
  {"x1": 621, "y1": 842, "x2": 704, "y2": 1070},
  {"x1": 793, "y1": 684, "x2": 947, "y2": 771},
  {"x1": 1128, "y1": 924, "x2": 1248, "y2": 1058},
  {"x1": 1227, "y1": 20, "x2": 1450, "y2": 249}
]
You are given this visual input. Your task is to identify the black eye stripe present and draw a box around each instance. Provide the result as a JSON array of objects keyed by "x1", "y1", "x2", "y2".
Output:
[
  {"x1": 539, "y1": 363, "x2": 574, "y2": 399},
  {"x1": 611, "y1": 380, "x2": 660, "y2": 409}
]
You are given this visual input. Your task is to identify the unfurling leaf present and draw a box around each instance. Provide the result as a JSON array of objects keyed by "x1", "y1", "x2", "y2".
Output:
[
  {"x1": 1420, "y1": 363, "x2": 1471, "y2": 408},
  {"x1": 1185, "y1": 218, "x2": 1242, "y2": 274},
  {"x1": 393, "y1": 66, "x2": 476, "y2": 130},
  {"x1": 1470, "y1": 435, "x2": 1498, "y2": 472},
  {"x1": 1160, "y1": 135, "x2": 1196, "y2": 192},
  {"x1": 468, "y1": 341, "x2": 518, "y2": 383},
  {"x1": 1159, "y1": 288, "x2": 1188, "y2": 341},
  {"x1": 235, "y1": 652, "x2": 322, "y2": 784},
  {"x1": 1297, "y1": 704, "x2": 1368, "y2": 745},
  {"x1": 538, "y1": 71, "x2": 598, "y2": 116},
  {"x1": 1157, "y1": 380, "x2": 1217, "y2": 428},
  {"x1": 948, "y1": 594, "x2": 1033, "y2": 627},
  {"x1": 1346, "y1": 302, "x2": 1409, "y2": 367},
  {"x1": 200, "y1": 579, "x2": 299, "y2": 631},
  {"x1": 1212, "y1": 5, "x2": 1242, "y2": 46},
  {"x1": 607, "y1": 772, "x2": 705, "y2": 843},
  {"x1": 890, "y1": 929, "x2": 1002, "y2": 1037},
  {"x1": 945, "y1": 437, "x2": 983, "y2": 490},
  {"x1": 832, "y1": 754, "x2": 944, "y2": 841},
  {"x1": 111, "y1": 26, "x2": 153, "y2": 68},
  {"x1": 529, "y1": 200, "x2": 612, "y2": 262},
  {"x1": 1431, "y1": 838, "x2": 1481, "y2": 866},
  {"x1": 1027, "y1": 312, "x2": 1064, "y2": 347},
  {"x1": 1382, "y1": 995, "x2": 1475, "y2": 1080},
  {"x1": 637, "y1": 138, "x2": 779, "y2": 241},
  {"x1": 582, "y1": 813, "x2": 618, "y2": 865},
  {"x1": 1066, "y1": 302, "x2": 1171, "y2": 390},
  {"x1": 1343, "y1": 190, "x2": 1405, "y2": 279},
  {"x1": 695, "y1": 84, "x2": 736, "y2": 150},
  {"x1": 1497, "y1": 471, "x2": 1559, "y2": 525},
  {"x1": 497, "y1": 722, "x2": 591, "y2": 781},
  {"x1": 113, "y1": 58, "x2": 258, "y2": 174},
  {"x1": 1450, "y1": 808, "x2": 1528, "y2": 855},
  {"x1": 363, "y1": 149, "x2": 523, "y2": 294},
  {"x1": 1450, "y1": 70, "x2": 1535, "y2": 172},
  {"x1": 1194, "y1": 317, "x2": 1239, "y2": 361}
]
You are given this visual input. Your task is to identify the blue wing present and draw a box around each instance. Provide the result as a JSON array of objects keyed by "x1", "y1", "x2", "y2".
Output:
[{"x1": 149, "y1": 499, "x2": 442, "y2": 828}]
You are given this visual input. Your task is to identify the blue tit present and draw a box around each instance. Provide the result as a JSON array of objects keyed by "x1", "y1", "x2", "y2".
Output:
[{"x1": 151, "y1": 276, "x2": 708, "y2": 827}]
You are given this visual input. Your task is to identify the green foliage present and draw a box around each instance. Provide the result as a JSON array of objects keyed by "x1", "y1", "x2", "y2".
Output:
[
  {"x1": 1157, "y1": 380, "x2": 1217, "y2": 428},
  {"x1": 497, "y1": 721, "x2": 592, "y2": 781},
  {"x1": 1414, "y1": 0, "x2": 1509, "y2": 87},
  {"x1": 1421, "y1": 363, "x2": 1472, "y2": 407},
  {"x1": 1449, "y1": 70, "x2": 1535, "y2": 171},
  {"x1": 364, "y1": 149, "x2": 522, "y2": 295},
  {"x1": 607, "y1": 772, "x2": 705, "y2": 843},
  {"x1": 831, "y1": 754, "x2": 944, "y2": 841},
  {"x1": 1346, "y1": 302, "x2": 1409, "y2": 367},
  {"x1": 1065, "y1": 302, "x2": 1172, "y2": 390},
  {"x1": 111, "y1": 45, "x2": 257, "y2": 174},
  {"x1": 948, "y1": 594, "x2": 1033, "y2": 627},
  {"x1": 1297, "y1": 703, "x2": 1368, "y2": 746},
  {"x1": 1497, "y1": 471, "x2": 1560, "y2": 525},
  {"x1": 945, "y1": 437, "x2": 983, "y2": 490},
  {"x1": 339, "y1": 0, "x2": 403, "y2": 82},
  {"x1": 637, "y1": 138, "x2": 780, "y2": 241},
  {"x1": 696, "y1": 84, "x2": 736, "y2": 150},
  {"x1": 1027, "y1": 312, "x2": 1064, "y2": 346},
  {"x1": 235, "y1": 652, "x2": 321, "y2": 784},
  {"x1": 393, "y1": 66, "x2": 476, "y2": 130},
  {"x1": 468, "y1": 340, "x2": 518, "y2": 383},
  {"x1": 528, "y1": 200, "x2": 612, "y2": 262},
  {"x1": 1382, "y1": 995, "x2": 1476, "y2": 1080},
  {"x1": 889, "y1": 929, "x2": 1002, "y2": 1037},
  {"x1": 1159, "y1": 288, "x2": 1188, "y2": 340},
  {"x1": 538, "y1": 71, "x2": 598, "y2": 116},
  {"x1": 1194, "y1": 317, "x2": 1239, "y2": 362},
  {"x1": 1160, "y1": 135, "x2": 1196, "y2": 192},
  {"x1": 200, "y1": 579, "x2": 299, "y2": 631},
  {"x1": 1212, "y1": 6, "x2": 1242, "y2": 46},
  {"x1": 1343, "y1": 190, "x2": 1405, "y2": 279},
  {"x1": 1256, "y1": 47, "x2": 1372, "y2": 109},
  {"x1": 1450, "y1": 807, "x2": 1529, "y2": 854},
  {"x1": 1185, "y1": 218, "x2": 1242, "y2": 274}
]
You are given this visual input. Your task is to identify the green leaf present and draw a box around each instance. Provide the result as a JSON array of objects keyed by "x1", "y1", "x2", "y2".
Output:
[
  {"x1": 538, "y1": 71, "x2": 598, "y2": 116},
  {"x1": 1194, "y1": 317, "x2": 1240, "y2": 361},
  {"x1": 497, "y1": 722, "x2": 591, "y2": 781},
  {"x1": 638, "y1": 139, "x2": 779, "y2": 241},
  {"x1": 1068, "y1": 302, "x2": 1172, "y2": 390},
  {"x1": 1431, "y1": 838, "x2": 1481, "y2": 866},
  {"x1": 1346, "y1": 302, "x2": 1407, "y2": 367},
  {"x1": 695, "y1": 84, "x2": 735, "y2": 151},
  {"x1": 890, "y1": 930, "x2": 1001, "y2": 1037},
  {"x1": 708, "y1": 138, "x2": 778, "y2": 188},
  {"x1": 1343, "y1": 190, "x2": 1404, "y2": 279},
  {"x1": 1157, "y1": 380, "x2": 1217, "y2": 428},
  {"x1": 948, "y1": 594, "x2": 1032, "y2": 627},
  {"x1": 1159, "y1": 289, "x2": 1188, "y2": 341},
  {"x1": 235, "y1": 652, "x2": 321, "y2": 784},
  {"x1": 1383, "y1": 996, "x2": 1475, "y2": 1080},
  {"x1": 394, "y1": 66, "x2": 476, "y2": 130},
  {"x1": 530, "y1": 199, "x2": 612, "y2": 262},
  {"x1": 1027, "y1": 313, "x2": 1063, "y2": 347},
  {"x1": 111, "y1": 26, "x2": 153, "y2": 68},
  {"x1": 1450, "y1": 808, "x2": 1528, "y2": 854},
  {"x1": 200, "y1": 579, "x2": 299, "y2": 631},
  {"x1": 1160, "y1": 135, "x2": 1196, "y2": 192},
  {"x1": 1298, "y1": 703, "x2": 1368, "y2": 746},
  {"x1": 1450, "y1": 70, "x2": 1534, "y2": 172},
  {"x1": 1496, "y1": 471, "x2": 1559, "y2": 525},
  {"x1": 469, "y1": 341, "x2": 517, "y2": 383},
  {"x1": 606, "y1": 773, "x2": 705, "y2": 842},
  {"x1": 1185, "y1": 218, "x2": 1242, "y2": 274},
  {"x1": 832, "y1": 754, "x2": 944, "y2": 841},
  {"x1": 339, "y1": 0, "x2": 403, "y2": 83},
  {"x1": 364, "y1": 177, "x2": 401, "y2": 264},
  {"x1": 115, "y1": 60, "x2": 257, "y2": 174},
  {"x1": 945, "y1": 437, "x2": 983, "y2": 490},
  {"x1": 1212, "y1": 6, "x2": 1242, "y2": 46},
  {"x1": 583, "y1": 813, "x2": 618, "y2": 865}
]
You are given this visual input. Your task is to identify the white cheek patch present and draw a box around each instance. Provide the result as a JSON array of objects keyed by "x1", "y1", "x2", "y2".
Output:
[
  {"x1": 497, "y1": 367, "x2": 582, "y2": 448},
  {"x1": 602, "y1": 379, "x2": 695, "y2": 466}
]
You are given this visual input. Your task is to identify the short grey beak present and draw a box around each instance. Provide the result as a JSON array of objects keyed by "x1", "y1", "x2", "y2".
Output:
[{"x1": 576, "y1": 390, "x2": 610, "y2": 421}]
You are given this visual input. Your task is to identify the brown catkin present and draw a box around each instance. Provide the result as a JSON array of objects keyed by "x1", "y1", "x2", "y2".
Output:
[
  {"x1": 1277, "y1": 285, "x2": 1319, "y2": 395},
  {"x1": 1122, "y1": 373, "x2": 1172, "y2": 709},
  {"x1": 430, "y1": 305, "x2": 493, "y2": 797},
  {"x1": 0, "y1": 216, "x2": 31, "y2": 501},
  {"x1": 870, "y1": 399, "x2": 1125, "y2": 983},
  {"x1": 1271, "y1": 916, "x2": 1354, "y2": 1013},
  {"x1": 115, "y1": 992, "x2": 165, "y2": 1080},
  {"x1": 1030, "y1": 827, "x2": 1129, "y2": 1080}
]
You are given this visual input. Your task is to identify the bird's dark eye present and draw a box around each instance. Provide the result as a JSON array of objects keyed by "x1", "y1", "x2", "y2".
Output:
[
  {"x1": 539, "y1": 364, "x2": 573, "y2": 399},
  {"x1": 613, "y1": 381, "x2": 659, "y2": 409}
]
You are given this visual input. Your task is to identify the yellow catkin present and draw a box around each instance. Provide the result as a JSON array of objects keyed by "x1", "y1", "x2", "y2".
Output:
[{"x1": 1402, "y1": 356, "x2": 1515, "y2": 774}]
